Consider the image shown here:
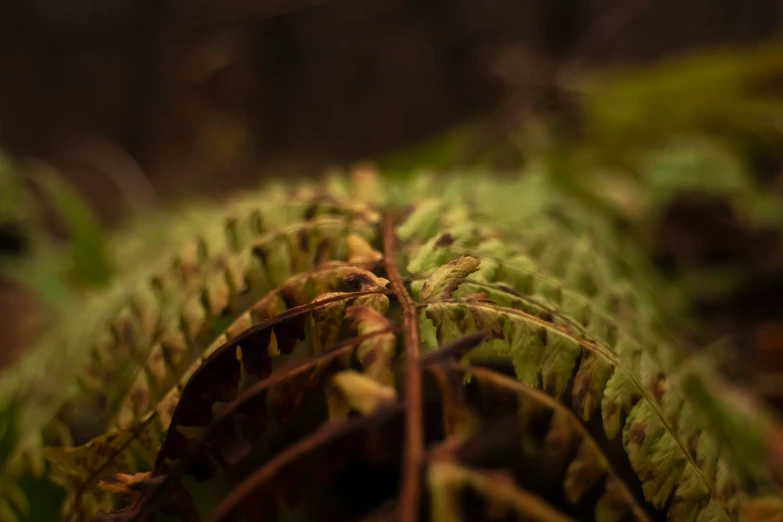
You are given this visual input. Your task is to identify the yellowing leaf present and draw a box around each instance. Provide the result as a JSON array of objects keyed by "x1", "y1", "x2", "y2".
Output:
[
  {"x1": 428, "y1": 461, "x2": 576, "y2": 522},
  {"x1": 326, "y1": 370, "x2": 397, "y2": 419},
  {"x1": 346, "y1": 234, "x2": 383, "y2": 265},
  {"x1": 346, "y1": 305, "x2": 397, "y2": 385},
  {"x1": 310, "y1": 292, "x2": 348, "y2": 354},
  {"x1": 419, "y1": 255, "x2": 481, "y2": 302}
]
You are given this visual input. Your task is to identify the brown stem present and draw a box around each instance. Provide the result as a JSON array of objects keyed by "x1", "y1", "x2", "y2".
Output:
[
  {"x1": 383, "y1": 213, "x2": 424, "y2": 522},
  {"x1": 161, "y1": 288, "x2": 392, "y2": 433},
  {"x1": 124, "y1": 328, "x2": 397, "y2": 521},
  {"x1": 205, "y1": 406, "x2": 403, "y2": 522},
  {"x1": 188, "y1": 328, "x2": 399, "y2": 447},
  {"x1": 444, "y1": 363, "x2": 655, "y2": 522},
  {"x1": 75, "y1": 289, "x2": 394, "y2": 512}
]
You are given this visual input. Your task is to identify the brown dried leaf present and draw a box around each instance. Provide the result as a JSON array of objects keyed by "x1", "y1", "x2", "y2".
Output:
[
  {"x1": 310, "y1": 292, "x2": 348, "y2": 355},
  {"x1": 155, "y1": 293, "x2": 388, "y2": 476},
  {"x1": 346, "y1": 305, "x2": 397, "y2": 386}
]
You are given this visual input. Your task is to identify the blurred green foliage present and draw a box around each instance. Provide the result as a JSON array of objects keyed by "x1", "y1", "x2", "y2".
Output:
[
  {"x1": 578, "y1": 41, "x2": 783, "y2": 165},
  {"x1": 550, "y1": 40, "x2": 783, "y2": 214},
  {"x1": 0, "y1": 38, "x2": 782, "y2": 522},
  {"x1": 0, "y1": 153, "x2": 113, "y2": 309}
]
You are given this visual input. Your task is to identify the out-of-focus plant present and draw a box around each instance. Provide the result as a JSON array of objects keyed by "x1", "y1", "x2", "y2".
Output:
[
  {"x1": 0, "y1": 153, "x2": 113, "y2": 308},
  {"x1": 544, "y1": 40, "x2": 783, "y2": 220}
]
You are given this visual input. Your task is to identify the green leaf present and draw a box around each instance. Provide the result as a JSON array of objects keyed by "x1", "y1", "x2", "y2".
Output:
[{"x1": 28, "y1": 165, "x2": 113, "y2": 287}]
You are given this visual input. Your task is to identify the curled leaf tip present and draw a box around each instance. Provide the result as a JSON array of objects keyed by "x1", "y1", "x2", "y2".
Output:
[
  {"x1": 419, "y1": 255, "x2": 481, "y2": 301},
  {"x1": 347, "y1": 234, "x2": 384, "y2": 265},
  {"x1": 327, "y1": 370, "x2": 398, "y2": 418},
  {"x1": 342, "y1": 266, "x2": 390, "y2": 291}
]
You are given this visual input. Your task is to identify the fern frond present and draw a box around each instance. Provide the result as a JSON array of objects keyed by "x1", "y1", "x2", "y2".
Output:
[
  {"x1": 1, "y1": 166, "x2": 780, "y2": 522},
  {"x1": 397, "y1": 176, "x2": 769, "y2": 521}
]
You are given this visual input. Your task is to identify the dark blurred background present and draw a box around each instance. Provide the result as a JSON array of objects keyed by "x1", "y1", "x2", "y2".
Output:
[{"x1": 1, "y1": 0, "x2": 781, "y2": 221}]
